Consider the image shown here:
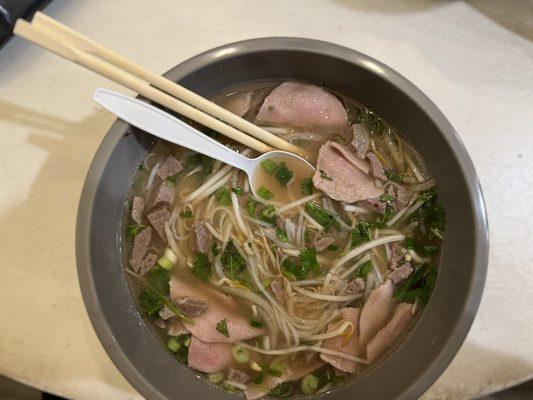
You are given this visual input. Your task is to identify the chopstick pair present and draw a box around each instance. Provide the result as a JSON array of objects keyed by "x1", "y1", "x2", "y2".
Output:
[{"x1": 14, "y1": 12, "x2": 299, "y2": 154}]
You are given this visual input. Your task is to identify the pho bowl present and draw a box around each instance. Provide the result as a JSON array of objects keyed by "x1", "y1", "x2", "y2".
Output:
[{"x1": 76, "y1": 38, "x2": 488, "y2": 400}]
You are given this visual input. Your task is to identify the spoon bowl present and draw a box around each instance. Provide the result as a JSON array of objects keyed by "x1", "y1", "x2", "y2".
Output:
[{"x1": 93, "y1": 88, "x2": 315, "y2": 200}]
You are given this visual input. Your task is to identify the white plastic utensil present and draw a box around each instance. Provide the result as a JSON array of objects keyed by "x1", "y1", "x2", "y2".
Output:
[{"x1": 92, "y1": 88, "x2": 314, "y2": 196}]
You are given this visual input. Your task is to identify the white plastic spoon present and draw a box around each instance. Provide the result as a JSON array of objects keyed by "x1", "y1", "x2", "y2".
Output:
[{"x1": 93, "y1": 88, "x2": 314, "y2": 197}]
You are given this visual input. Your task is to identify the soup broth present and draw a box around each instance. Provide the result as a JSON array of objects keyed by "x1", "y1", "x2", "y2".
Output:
[{"x1": 124, "y1": 81, "x2": 445, "y2": 399}]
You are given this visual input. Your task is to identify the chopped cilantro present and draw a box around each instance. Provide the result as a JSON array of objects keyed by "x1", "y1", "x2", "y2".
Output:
[
  {"x1": 216, "y1": 319, "x2": 229, "y2": 337},
  {"x1": 184, "y1": 153, "x2": 213, "y2": 177},
  {"x1": 179, "y1": 209, "x2": 193, "y2": 218},
  {"x1": 269, "y1": 382, "x2": 294, "y2": 397},
  {"x1": 394, "y1": 264, "x2": 437, "y2": 305},
  {"x1": 275, "y1": 227, "x2": 288, "y2": 242},
  {"x1": 304, "y1": 202, "x2": 340, "y2": 230},
  {"x1": 250, "y1": 318, "x2": 263, "y2": 328},
  {"x1": 211, "y1": 243, "x2": 219, "y2": 256},
  {"x1": 300, "y1": 248, "x2": 321, "y2": 276},
  {"x1": 326, "y1": 244, "x2": 339, "y2": 251},
  {"x1": 275, "y1": 162, "x2": 294, "y2": 186},
  {"x1": 232, "y1": 187, "x2": 243, "y2": 196},
  {"x1": 378, "y1": 193, "x2": 394, "y2": 203},
  {"x1": 192, "y1": 252, "x2": 211, "y2": 281},
  {"x1": 257, "y1": 186, "x2": 273, "y2": 200},
  {"x1": 166, "y1": 176, "x2": 176, "y2": 187},
  {"x1": 385, "y1": 170, "x2": 402, "y2": 183},
  {"x1": 301, "y1": 177, "x2": 313, "y2": 195},
  {"x1": 350, "y1": 222, "x2": 370, "y2": 247},
  {"x1": 254, "y1": 371, "x2": 265, "y2": 385},
  {"x1": 215, "y1": 187, "x2": 231, "y2": 206},
  {"x1": 221, "y1": 241, "x2": 248, "y2": 284}
]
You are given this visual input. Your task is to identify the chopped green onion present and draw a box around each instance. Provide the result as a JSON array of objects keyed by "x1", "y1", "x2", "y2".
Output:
[
  {"x1": 216, "y1": 319, "x2": 229, "y2": 337},
  {"x1": 247, "y1": 198, "x2": 257, "y2": 217},
  {"x1": 301, "y1": 177, "x2": 313, "y2": 195},
  {"x1": 166, "y1": 337, "x2": 181, "y2": 353},
  {"x1": 220, "y1": 382, "x2": 239, "y2": 393},
  {"x1": 260, "y1": 159, "x2": 278, "y2": 175},
  {"x1": 275, "y1": 162, "x2": 294, "y2": 186},
  {"x1": 207, "y1": 372, "x2": 224, "y2": 384},
  {"x1": 157, "y1": 248, "x2": 177, "y2": 270},
  {"x1": 231, "y1": 345, "x2": 250, "y2": 363},
  {"x1": 257, "y1": 186, "x2": 273, "y2": 200},
  {"x1": 179, "y1": 209, "x2": 193, "y2": 218},
  {"x1": 126, "y1": 224, "x2": 145, "y2": 240},
  {"x1": 268, "y1": 360, "x2": 286, "y2": 377},
  {"x1": 253, "y1": 370, "x2": 264, "y2": 385},
  {"x1": 260, "y1": 205, "x2": 278, "y2": 224},
  {"x1": 301, "y1": 374, "x2": 319, "y2": 395}
]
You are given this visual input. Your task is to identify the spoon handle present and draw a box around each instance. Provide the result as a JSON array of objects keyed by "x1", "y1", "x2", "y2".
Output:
[{"x1": 93, "y1": 88, "x2": 255, "y2": 173}]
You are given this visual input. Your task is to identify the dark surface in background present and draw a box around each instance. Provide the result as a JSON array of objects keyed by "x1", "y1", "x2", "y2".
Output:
[{"x1": 0, "y1": 0, "x2": 51, "y2": 47}]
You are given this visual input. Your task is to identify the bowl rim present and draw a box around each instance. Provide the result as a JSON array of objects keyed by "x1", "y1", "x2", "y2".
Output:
[{"x1": 76, "y1": 37, "x2": 489, "y2": 400}]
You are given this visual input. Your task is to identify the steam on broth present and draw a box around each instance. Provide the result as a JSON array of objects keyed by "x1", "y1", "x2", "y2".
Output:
[{"x1": 125, "y1": 81, "x2": 445, "y2": 399}]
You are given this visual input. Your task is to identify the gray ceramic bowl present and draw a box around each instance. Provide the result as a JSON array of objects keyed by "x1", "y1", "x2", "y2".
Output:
[{"x1": 76, "y1": 38, "x2": 488, "y2": 400}]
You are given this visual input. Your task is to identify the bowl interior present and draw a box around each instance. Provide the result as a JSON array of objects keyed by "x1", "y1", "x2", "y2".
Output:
[{"x1": 76, "y1": 38, "x2": 488, "y2": 400}]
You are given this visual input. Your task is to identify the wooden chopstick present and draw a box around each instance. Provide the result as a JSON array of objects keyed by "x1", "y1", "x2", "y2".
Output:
[
  {"x1": 27, "y1": 12, "x2": 301, "y2": 155},
  {"x1": 13, "y1": 19, "x2": 273, "y2": 153}
]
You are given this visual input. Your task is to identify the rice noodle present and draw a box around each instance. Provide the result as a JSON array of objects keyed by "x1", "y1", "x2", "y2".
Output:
[
  {"x1": 333, "y1": 235, "x2": 405, "y2": 269},
  {"x1": 293, "y1": 286, "x2": 363, "y2": 302},
  {"x1": 277, "y1": 193, "x2": 321, "y2": 214}
]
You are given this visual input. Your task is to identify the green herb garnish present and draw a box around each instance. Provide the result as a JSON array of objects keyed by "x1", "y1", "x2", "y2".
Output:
[
  {"x1": 378, "y1": 193, "x2": 394, "y2": 203},
  {"x1": 260, "y1": 205, "x2": 278, "y2": 225},
  {"x1": 126, "y1": 224, "x2": 145, "y2": 239},
  {"x1": 184, "y1": 153, "x2": 213, "y2": 177},
  {"x1": 257, "y1": 186, "x2": 273, "y2": 200},
  {"x1": 300, "y1": 248, "x2": 321, "y2": 276},
  {"x1": 301, "y1": 177, "x2": 313, "y2": 195},
  {"x1": 192, "y1": 252, "x2": 211, "y2": 281},
  {"x1": 179, "y1": 209, "x2": 193, "y2": 218},
  {"x1": 275, "y1": 162, "x2": 294, "y2": 186},
  {"x1": 216, "y1": 319, "x2": 229, "y2": 337},
  {"x1": 394, "y1": 264, "x2": 437, "y2": 305},
  {"x1": 232, "y1": 187, "x2": 243, "y2": 196},
  {"x1": 221, "y1": 241, "x2": 249, "y2": 285},
  {"x1": 215, "y1": 187, "x2": 232, "y2": 206},
  {"x1": 211, "y1": 243, "x2": 219, "y2": 256},
  {"x1": 326, "y1": 244, "x2": 339, "y2": 251},
  {"x1": 304, "y1": 202, "x2": 340, "y2": 230},
  {"x1": 269, "y1": 382, "x2": 294, "y2": 397},
  {"x1": 260, "y1": 159, "x2": 278, "y2": 175},
  {"x1": 351, "y1": 222, "x2": 370, "y2": 247},
  {"x1": 250, "y1": 318, "x2": 263, "y2": 328},
  {"x1": 275, "y1": 227, "x2": 288, "y2": 242},
  {"x1": 358, "y1": 260, "x2": 373, "y2": 278},
  {"x1": 385, "y1": 170, "x2": 401, "y2": 183},
  {"x1": 247, "y1": 198, "x2": 257, "y2": 217},
  {"x1": 165, "y1": 176, "x2": 176, "y2": 187}
]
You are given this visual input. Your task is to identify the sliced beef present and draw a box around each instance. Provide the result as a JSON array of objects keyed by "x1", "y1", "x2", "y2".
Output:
[
  {"x1": 367, "y1": 152, "x2": 387, "y2": 182},
  {"x1": 227, "y1": 368, "x2": 250, "y2": 384},
  {"x1": 139, "y1": 253, "x2": 157, "y2": 276},
  {"x1": 156, "y1": 155, "x2": 183, "y2": 181},
  {"x1": 170, "y1": 275, "x2": 264, "y2": 343},
  {"x1": 244, "y1": 357, "x2": 323, "y2": 400},
  {"x1": 270, "y1": 279, "x2": 284, "y2": 302},
  {"x1": 359, "y1": 280, "x2": 395, "y2": 344},
  {"x1": 351, "y1": 124, "x2": 370, "y2": 159},
  {"x1": 159, "y1": 306, "x2": 174, "y2": 320},
  {"x1": 147, "y1": 206, "x2": 170, "y2": 242},
  {"x1": 367, "y1": 303, "x2": 413, "y2": 362},
  {"x1": 175, "y1": 297, "x2": 209, "y2": 317},
  {"x1": 346, "y1": 277, "x2": 365, "y2": 294},
  {"x1": 313, "y1": 141, "x2": 382, "y2": 203},
  {"x1": 187, "y1": 337, "x2": 233, "y2": 373},
  {"x1": 390, "y1": 244, "x2": 408, "y2": 270},
  {"x1": 131, "y1": 196, "x2": 145, "y2": 225},
  {"x1": 218, "y1": 92, "x2": 253, "y2": 117},
  {"x1": 151, "y1": 182, "x2": 174, "y2": 209},
  {"x1": 166, "y1": 318, "x2": 189, "y2": 336},
  {"x1": 255, "y1": 82, "x2": 347, "y2": 132},
  {"x1": 313, "y1": 236, "x2": 335, "y2": 251},
  {"x1": 192, "y1": 222, "x2": 211, "y2": 254},
  {"x1": 129, "y1": 227, "x2": 152, "y2": 272},
  {"x1": 389, "y1": 264, "x2": 413, "y2": 284},
  {"x1": 320, "y1": 307, "x2": 362, "y2": 373}
]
